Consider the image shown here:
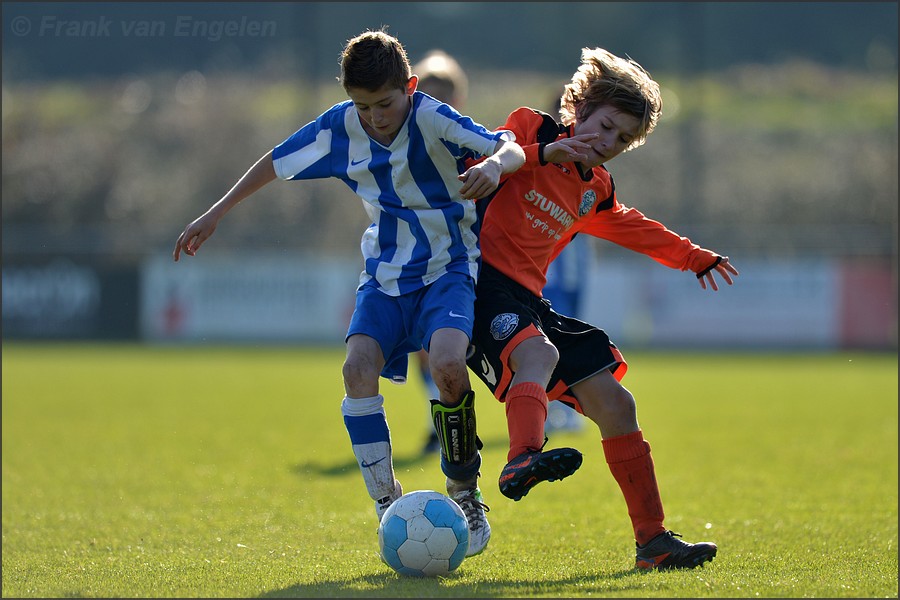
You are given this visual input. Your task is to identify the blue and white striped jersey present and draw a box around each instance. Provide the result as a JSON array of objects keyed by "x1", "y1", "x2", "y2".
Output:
[{"x1": 272, "y1": 92, "x2": 512, "y2": 297}]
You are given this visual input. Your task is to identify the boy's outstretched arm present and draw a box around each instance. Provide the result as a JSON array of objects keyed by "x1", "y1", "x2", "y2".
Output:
[
  {"x1": 580, "y1": 202, "x2": 739, "y2": 291},
  {"x1": 458, "y1": 140, "x2": 525, "y2": 200},
  {"x1": 173, "y1": 151, "x2": 277, "y2": 262}
]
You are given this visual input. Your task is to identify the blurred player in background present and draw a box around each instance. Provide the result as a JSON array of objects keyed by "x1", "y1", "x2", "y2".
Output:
[
  {"x1": 411, "y1": 49, "x2": 471, "y2": 455},
  {"x1": 414, "y1": 49, "x2": 468, "y2": 111},
  {"x1": 467, "y1": 46, "x2": 738, "y2": 570},
  {"x1": 173, "y1": 30, "x2": 525, "y2": 557}
]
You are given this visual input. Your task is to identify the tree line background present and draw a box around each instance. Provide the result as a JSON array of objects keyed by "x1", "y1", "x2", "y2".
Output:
[{"x1": 2, "y1": 2, "x2": 897, "y2": 268}]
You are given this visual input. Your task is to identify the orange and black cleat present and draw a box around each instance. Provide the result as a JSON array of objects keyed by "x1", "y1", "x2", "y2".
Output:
[{"x1": 498, "y1": 446, "x2": 582, "y2": 501}]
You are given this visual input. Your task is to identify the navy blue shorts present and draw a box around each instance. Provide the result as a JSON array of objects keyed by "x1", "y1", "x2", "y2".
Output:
[{"x1": 347, "y1": 271, "x2": 476, "y2": 383}]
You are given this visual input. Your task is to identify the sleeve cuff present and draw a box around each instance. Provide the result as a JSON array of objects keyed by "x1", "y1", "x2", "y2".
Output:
[{"x1": 523, "y1": 143, "x2": 545, "y2": 167}]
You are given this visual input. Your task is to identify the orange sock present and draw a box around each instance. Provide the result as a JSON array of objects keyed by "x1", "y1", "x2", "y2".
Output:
[
  {"x1": 505, "y1": 382, "x2": 548, "y2": 462},
  {"x1": 602, "y1": 429, "x2": 667, "y2": 546}
]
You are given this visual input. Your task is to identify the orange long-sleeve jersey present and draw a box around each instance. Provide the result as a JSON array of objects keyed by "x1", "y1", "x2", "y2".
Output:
[{"x1": 477, "y1": 107, "x2": 718, "y2": 297}]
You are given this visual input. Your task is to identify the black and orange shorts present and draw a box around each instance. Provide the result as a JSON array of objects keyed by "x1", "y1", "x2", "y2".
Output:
[{"x1": 467, "y1": 263, "x2": 627, "y2": 411}]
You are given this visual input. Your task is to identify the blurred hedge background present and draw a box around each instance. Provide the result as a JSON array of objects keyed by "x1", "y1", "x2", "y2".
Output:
[{"x1": 3, "y1": 2, "x2": 897, "y2": 267}]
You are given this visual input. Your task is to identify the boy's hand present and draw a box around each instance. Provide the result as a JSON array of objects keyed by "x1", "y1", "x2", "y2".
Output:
[
  {"x1": 173, "y1": 212, "x2": 219, "y2": 262},
  {"x1": 697, "y1": 256, "x2": 739, "y2": 291},
  {"x1": 458, "y1": 159, "x2": 503, "y2": 199},
  {"x1": 543, "y1": 134, "x2": 599, "y2": 164}
]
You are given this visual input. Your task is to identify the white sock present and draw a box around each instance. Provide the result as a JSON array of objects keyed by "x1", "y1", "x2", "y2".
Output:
[{"x1": 342, "y1": 395, "x2": 396, "y2": 500}]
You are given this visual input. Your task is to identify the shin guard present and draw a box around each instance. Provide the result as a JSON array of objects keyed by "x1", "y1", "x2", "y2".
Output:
[{"x1": 430, "y1": 390, "x2": 481, "y2": 467}]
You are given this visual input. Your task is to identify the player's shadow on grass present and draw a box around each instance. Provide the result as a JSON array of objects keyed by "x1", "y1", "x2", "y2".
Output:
[
  {"x1": 257, "y1": 567, "x2": 645, "y2": 598},
  {"x1": 291, "y1": 434, "x2": 509, "y2": 478}
]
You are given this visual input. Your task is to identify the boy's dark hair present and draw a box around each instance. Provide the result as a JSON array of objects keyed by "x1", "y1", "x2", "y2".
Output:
[{"x1": 340, "y1": 30, "x2": 412, "y2": 93}]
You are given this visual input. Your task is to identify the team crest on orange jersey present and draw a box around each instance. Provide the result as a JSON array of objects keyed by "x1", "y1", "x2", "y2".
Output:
[
  {"x1": 490, "y1": 313, "x2": 519, "y2": 340},
  {"x1": 579, "y1": 190, "x2": 597, "y2": 216}
]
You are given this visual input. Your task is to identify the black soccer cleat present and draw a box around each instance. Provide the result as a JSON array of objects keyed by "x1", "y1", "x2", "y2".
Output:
[
  {"x1": 498, "y1": 447, "x2": 582, "y2": 501},
  {"x1": 635, "y1": 530, "x2": 717, "y2": 571}
]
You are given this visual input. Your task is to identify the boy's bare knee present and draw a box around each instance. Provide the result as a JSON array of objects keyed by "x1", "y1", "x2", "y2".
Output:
[
  {"x1": 342, "y1": 356, "x2": 379, "y2": 393},
  {"x1": 509, "y1": 336, "x2": 559, "y2": 376},
  {"x1": 426, "y1": 352, "x2": 469, "y2": 403},
  {"x1": 611, "y1": 387, "x2": 637, "y2": 418},
  {"x1": 428, "y1": 353, "x2": 462, "y2": 376}
]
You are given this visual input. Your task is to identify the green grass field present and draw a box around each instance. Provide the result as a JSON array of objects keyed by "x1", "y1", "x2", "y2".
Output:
[{"x1": 2, "y1": 343, "x2": 897, "y2": 598}]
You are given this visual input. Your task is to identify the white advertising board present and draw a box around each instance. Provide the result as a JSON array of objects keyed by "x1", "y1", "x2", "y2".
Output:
[
  {"x1": 140, "y1": 255, "x2": 895, "y2": 349},
  {"x1": 141, "y1": 254, "x2": 360, "y2": 343},
  {"x1": 580, "y1": 258, "x2": 840, "y2": 349}
]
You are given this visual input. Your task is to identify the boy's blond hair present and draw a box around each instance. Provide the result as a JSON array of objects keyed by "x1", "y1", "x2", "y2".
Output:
[{"x1": 559, "y1": 47, "x2": 662, "y2": 151}]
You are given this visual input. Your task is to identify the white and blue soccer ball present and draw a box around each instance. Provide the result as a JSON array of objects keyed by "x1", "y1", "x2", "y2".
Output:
[{"x1": 377, "y1": 490, "x2": 469, "y2": 577}]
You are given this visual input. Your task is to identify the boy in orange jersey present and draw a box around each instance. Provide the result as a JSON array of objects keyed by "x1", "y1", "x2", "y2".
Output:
[{"x1": 467, "y1": 47, "x2": 738, "y2": 570}]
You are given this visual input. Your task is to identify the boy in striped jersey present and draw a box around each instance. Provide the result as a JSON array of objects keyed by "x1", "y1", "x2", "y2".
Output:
[{"x1": 173, "y1": 29, "x2": 524, "y2": 557}]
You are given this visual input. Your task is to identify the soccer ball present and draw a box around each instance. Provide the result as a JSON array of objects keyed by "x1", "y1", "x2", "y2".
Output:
[{"x1": 377, "y1": 490, "x2": 469, "y2": 577}]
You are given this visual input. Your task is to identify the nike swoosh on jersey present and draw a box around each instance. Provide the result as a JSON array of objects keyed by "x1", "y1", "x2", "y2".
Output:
[
  {"x1": 350, "y1": 158, "x2": 369, "y2": 166},
  {"x1": 448, "y1": 311, "x2": 467, "y2": 318}
]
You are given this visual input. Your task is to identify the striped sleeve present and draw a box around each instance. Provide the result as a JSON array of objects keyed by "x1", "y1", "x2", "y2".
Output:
[{"x1": 272, "y1": 102, "x2": 350, "y2": 181}]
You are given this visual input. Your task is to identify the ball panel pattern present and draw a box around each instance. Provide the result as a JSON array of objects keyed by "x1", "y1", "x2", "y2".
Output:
[{"x1": 376, "y1": 490, "x2": 469, "y2": 577}]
